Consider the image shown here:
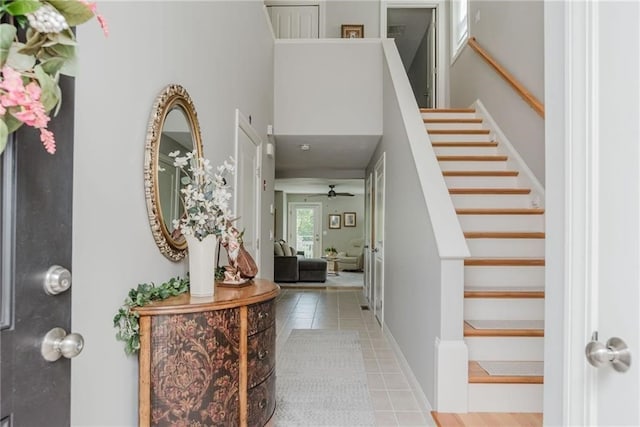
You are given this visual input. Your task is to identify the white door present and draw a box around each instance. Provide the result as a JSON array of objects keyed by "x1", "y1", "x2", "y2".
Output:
[
  {"x1": 373, "y1": 155, "x2": 385, "y2": 324},
  {"x1": 364, "y1": 173, "x2": 373, "y2": 305},
  {"x1": 288, "y1": 203, "x2": 322, "y2": 258},
  {"x1": 547, "y1": 2, "x2": 640, "y2": 425},
  {"x1": 267, "y1": 5, "x2": 319, "y2": 39},
  {"x1": 234, "y1": 110, "x2": 262, "y2": 271}
]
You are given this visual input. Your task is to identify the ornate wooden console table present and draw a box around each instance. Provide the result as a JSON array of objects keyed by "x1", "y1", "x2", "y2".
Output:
[{"x1": 135, "y1": 279, "x2": 279, "y2": 426}]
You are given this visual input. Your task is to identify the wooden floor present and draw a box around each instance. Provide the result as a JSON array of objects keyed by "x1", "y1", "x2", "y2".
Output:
[{"x1": 432, "y1": 411, "x2": 542, "y2": 427}]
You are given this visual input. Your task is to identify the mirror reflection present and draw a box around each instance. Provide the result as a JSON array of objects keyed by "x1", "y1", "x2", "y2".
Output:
[
  {"x1": 144, "y1": 84, "x2": 203, "y2": 261},
  {"x1": 158, "y1": 107, "x2": 193, "y2": 240}
]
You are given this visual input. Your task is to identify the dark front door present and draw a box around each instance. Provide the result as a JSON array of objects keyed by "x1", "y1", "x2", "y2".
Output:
[{"x1": 1, "y1": 76, "x2": 75, "y2": 426}]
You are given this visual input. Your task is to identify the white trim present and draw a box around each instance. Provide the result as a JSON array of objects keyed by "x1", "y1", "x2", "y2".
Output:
[
  {"x1": 274, "y1": 38, "x2": 381, "y2": 45},
  {"x1": 234, "y1": 109, "x2": 263, "y2": 273},
  {"x1": 374, "y1": 153, "x2": 386, "y2": 327},
  {"x1": 560, "y1": 2, "x2": 598, "y2": 425},
  {"x1": 383, "y1": 325, "x2": 436, "y2": 424},
  {"x1": 473, "y1": 99, "x2": 545, "y2": 203},
  {"x1": 380, "y1": 0, "x2": 449, "y2": 107},
  {"x1": 262, "y1": 5, "x2": 276, "y2": 41},
  {"x1": 449, "y1": 35, "x2": 468, "y2": 66}
]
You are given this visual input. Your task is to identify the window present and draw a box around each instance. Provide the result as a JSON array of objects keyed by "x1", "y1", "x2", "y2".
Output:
[{"x1": 451, "y1": 0, "x2": 469, "y2": 61}]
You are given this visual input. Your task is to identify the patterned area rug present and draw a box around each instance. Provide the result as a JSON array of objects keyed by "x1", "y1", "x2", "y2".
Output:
[{"x1": 275, "y1": 330, "x2": 375, "y2": 426}]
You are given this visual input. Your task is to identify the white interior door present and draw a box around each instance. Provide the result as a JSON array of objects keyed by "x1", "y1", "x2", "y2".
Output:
[
  {"x1": 373, "y1": 154, "x2": 385, "y2": 325},
  {"x1": 364, "y1": 173, "x2": 373, "y2": 305},
  {"x1": 548, "y1": 2, "x2": 640, "y2": 425},
  {"x1": 234, "y1": 110, "x2": 262, "y2": 271},
  {"x1": 267, "y1": 5, "x2": 319, "y2": 39},
  {"x1": 287, "y1": 203, "x2": 321, "y2": 258}
]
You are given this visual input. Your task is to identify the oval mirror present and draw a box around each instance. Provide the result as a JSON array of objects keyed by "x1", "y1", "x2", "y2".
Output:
[{"x1": 144, "y1": 84, "x2": 203, "y2": 261}]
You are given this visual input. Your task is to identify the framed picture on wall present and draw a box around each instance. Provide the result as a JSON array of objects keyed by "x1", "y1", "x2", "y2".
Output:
[
  {"x1": 329, "y1": 214, "x2": 341, "y2": 229},
  {"x1": 344, "y1": 212, "x2": 356, "y2": 227},
  {"x1": 341, "y1": 24, "x2": 364, "y2": 39}
]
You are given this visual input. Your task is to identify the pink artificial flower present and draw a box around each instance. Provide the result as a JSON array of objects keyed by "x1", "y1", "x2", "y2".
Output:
[
  {"x1": 40, "y1": 128, "x2": 56, "y2": 154},
  {"x1": 80, "y1": 0, "x2": 109, "y2": 37}
]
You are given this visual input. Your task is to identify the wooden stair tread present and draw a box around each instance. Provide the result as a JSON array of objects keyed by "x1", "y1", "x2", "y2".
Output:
[
  {"x1": 424, "y1": 118, "x2": 483, "y2": 123},
  {"x1": 456, "y1": 208, "x2": 545, "y2": 215},
  {"x1": 450, "y1": 188, "x2": 531, "y2": 195},
  {"x1": 421, "y1": 108, "x2": 476, "y2": 113},
  {"x1": 464, "y1": 321, "x2": 544, "y2": 337},
  {"x1": 464, "y1": 232, "x2": 545, "y2": 239},
  {"x1": 438, "y1": 155, "x2": 508, "y2": 161},
  {"x1": 429, "y1": 129, "x2": 491, "y2": 135},
  {"x1": 469, "y1": 361, "x2": 544, "y2": 384},
  {"x1": 465, "y1": 258, "x2": 545, "y2": 266},
  {"x1": 465, "y1": 289, "x2": 545, "y2": 299},
  {"x1": 431, "y1": 411, "x2": 543, "y2": 427},
  {"x1": 432, "y1": 141, "x2": 499, "y2": 147},
  {"x1": 443, "y1": 170, "x2": 517, "y2": 176}
]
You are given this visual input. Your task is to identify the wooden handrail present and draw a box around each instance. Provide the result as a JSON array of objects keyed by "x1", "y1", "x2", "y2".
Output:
[{"x1": 467, "y1": 37, "x2": 545, "y2": 118}]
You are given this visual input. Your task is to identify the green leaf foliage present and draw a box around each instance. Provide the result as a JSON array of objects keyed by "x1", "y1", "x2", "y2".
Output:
[
  {"x1": 47, "y1": 0, "x2": 94, "y2": 26},
  {"x1": 0, "y1": 24, "x2": 17, "y2": 66},
  {"x1": 5, "y1": 0, "x2": 42, "y2": 16},
  {"x1": 6, "y1": 43, "x2": 36, "y2": 71},
  {"x1": 34, "y1": 64, "x2": 60, "y2": 112},
  {"x1": 113, "y1": 276, "x2": 190, "y2": 355},
  {"x1": 4, "y1": 113, "x2": 24, "y2": 133}
]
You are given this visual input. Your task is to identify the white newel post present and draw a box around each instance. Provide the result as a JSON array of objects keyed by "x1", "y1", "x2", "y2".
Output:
[{"x1": 435, "y1": 258, "x2": 469, "y2": 412}]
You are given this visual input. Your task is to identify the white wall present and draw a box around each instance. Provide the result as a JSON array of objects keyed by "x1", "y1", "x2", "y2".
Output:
[
  {"x1": 274, "y1": 39, "x2": 382, "y2": 136},
  {"x1": 449, "y1": 1, "x2": 545, "y2": 184},
  {"x1": 286, "y1": 194, "x2": 365, "y2": 253},
  {"x1": 71, "y1": 2, "x2": 274, "y2": 425},
  {"x1": 325, "y1": 1, "x2": 380, "y2": 38}
]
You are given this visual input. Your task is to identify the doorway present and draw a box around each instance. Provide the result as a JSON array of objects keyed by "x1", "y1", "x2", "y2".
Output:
[
  {"x1": 266, "y1": 3, "x2": 320, "y2": 39},
  {"x1": 287, "y1": 203, "x2": 322, "y2": 258},
  {"x1": 234, "y1": 109, "x2": 262, "y2": 272},
  {"x1": 387, "y1": 7, "x2": 437, "y2": 108}
]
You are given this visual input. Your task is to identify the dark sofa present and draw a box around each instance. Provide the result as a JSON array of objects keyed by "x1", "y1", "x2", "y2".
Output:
[{"x1": 274, "y1": 241, "x2": 327, "y2": 283}]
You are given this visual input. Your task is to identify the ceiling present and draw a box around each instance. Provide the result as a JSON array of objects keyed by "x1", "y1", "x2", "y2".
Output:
[
  {"x1": 275, "y1": 178, "x2": 364, "y2": 195},
  {"x1": 274, "y1": 135, "x2": 380, "y2": 179}
]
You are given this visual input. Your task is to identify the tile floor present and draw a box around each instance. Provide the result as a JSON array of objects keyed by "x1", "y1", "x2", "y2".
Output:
[{"x1": 275, "y1": 288, "x2": 435, "y2": 427}]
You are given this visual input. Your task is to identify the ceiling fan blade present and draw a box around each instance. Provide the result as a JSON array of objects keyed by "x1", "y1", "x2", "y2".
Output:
[{"x1": 335, "y1": 192, "x2": 354, "y2": 196}]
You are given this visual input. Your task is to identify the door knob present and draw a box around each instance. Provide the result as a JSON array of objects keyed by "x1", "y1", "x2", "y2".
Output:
[
  {"x1": 43, "y1": 265, "x2": 71, "y2": 295},
  {"x1": 41, "y1": 327, "x2": 84, "y2": 362},
  {"x1": 585, "y1": 332, "x2": 631, "y2": 372}
]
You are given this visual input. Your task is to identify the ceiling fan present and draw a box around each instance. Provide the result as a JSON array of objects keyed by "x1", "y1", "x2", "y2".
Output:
[{"x1": 313, "y1": 184, "x2": 354, "y2": 198}]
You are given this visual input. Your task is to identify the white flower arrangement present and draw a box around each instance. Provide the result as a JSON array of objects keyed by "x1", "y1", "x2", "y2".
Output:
[{"x1": 169, "y1": 150, "x2": 236, "y2": 242}]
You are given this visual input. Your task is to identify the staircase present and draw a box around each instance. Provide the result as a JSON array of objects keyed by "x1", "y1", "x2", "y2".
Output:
[{"x1": 423, "y1": 108, "x2": 545, "y2": 415}]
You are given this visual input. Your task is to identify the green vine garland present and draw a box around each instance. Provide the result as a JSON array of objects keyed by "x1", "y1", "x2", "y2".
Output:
[{"x1": 113, "y1": 276, "x2": 189, "y2": 355}]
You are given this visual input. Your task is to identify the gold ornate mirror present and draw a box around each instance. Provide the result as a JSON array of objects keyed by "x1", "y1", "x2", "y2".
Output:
[{"x1": 144, "y1": 84, "x2": 203, "y2": 261}]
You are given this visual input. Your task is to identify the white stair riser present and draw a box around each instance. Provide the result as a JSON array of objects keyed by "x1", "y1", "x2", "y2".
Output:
[
  {"x1": 466, "y1": 239, "x2": 545, "y2": 257},
  {"x1": 464, "y1": 298, "x2": 545, "y2": 320},
  {"x1": 465, "y1": 266, "x2": 545, "y2": 287},
  {"x1": 426, "y1": 122, "x2": 485, "y2": 131},
  {"x1": 466, "y1": 337, "x2": 544, "y2": 361},
  {"x1": 468, "y1": 384, "x2": 543, "y2": 412},
  {"x1": 422, "y1": 112, "x2": 477, "y2": 120},
  {"x1": 458, "y1": 215, "x2": 545, "y2": 233},
  {"x1": 445, "y1": 176, "x2": 519, "y2": 188},
  {"x1": 429, "y1": 133, "x2": 494, "y2": 142},
  {"x1": 439, "y1": 161, "x2": 508, "y2": 171},
  {"x1": 434, "y1": 146, "x2": 498, "y2": 156},
  {"x1": 451, "y1": 194, "x2": 531, "y2": 209}
]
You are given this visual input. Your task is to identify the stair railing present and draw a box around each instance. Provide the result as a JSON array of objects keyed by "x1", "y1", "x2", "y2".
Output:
[{"x1": 467, "y1": 37, "x2": 545, "y2": 118}]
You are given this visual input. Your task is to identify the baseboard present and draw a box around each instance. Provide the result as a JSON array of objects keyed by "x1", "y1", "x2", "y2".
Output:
[{"x1": 383, "y1": 324, "x2": 437, "y2": 426}]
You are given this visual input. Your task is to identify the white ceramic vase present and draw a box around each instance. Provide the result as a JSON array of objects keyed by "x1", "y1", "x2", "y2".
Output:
[{"x1": 185, "y1": 234, "x2": 218, "y2": 297}]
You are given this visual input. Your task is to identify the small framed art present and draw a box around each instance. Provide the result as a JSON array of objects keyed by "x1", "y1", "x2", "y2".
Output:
[{"x1": 341, "y1": 24, "x2": 364, "y2": 39}]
